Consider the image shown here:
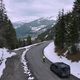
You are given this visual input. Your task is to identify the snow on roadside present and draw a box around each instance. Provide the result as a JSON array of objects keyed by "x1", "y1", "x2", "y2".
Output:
[
  {"x1": 19, "y1": 41, "x2": 48, "y2": 80},
  {"x1": 21, "y1": 43, "x2": 41, "y2": 80},
  {"x1": 14, "y1": 41, "x2": 47, "y2": 51},
  {"x1": 44, "y1": 42, "x2": 80, "y2": 79},
  {"x1": 0, "y1": 48, "x2": 16, "y2": 78},
  {"x1": 21, "y1": 45, "x2": 34, "y2": 80}
]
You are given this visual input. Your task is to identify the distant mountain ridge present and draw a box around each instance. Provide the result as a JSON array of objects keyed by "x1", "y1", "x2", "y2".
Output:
[
  {"x1": 13, "y1": 22, "x2": 25, "y2": 29},
  {"x1": 14, "y1": 17, "x2": 56, "y2": 39}
]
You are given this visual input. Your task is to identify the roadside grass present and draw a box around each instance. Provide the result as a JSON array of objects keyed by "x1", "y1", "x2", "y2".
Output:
[
  {"x1": 66, "y1": 53, "x2": 80, "y2": 62},
  {"x1": 55, "y1": 48, "x2": 80, "y2": 62},
  {"x1": 55, "y1": 48, "x2": 66, "y2": 56}
]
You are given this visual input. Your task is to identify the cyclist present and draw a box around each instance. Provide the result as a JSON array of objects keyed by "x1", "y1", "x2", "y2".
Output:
[{"x1": 43, "y1": 55, "x2": 46, "y2": 62}]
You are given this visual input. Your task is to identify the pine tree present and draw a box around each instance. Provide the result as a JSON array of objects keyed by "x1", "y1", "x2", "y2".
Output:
[
  {"x1": 54, "y1": 0, "x2": 80, "y2": 54},
  {"x1": 4, "y1": 19, "x2": 17, "y2": 49},
  {"x1": 65, "y1": 13, "x2": 73, "y2": 46},
  {"x1": 73, "y1": 0, "x2": 80, "y2": 32},
  {"x1": 27, "y1": 35, "x2": 32, "y2": 45},
  {"x1": 65, "y1": 13, "x2": 78, "y2": 46},
  {"x1": 0, "y1": 0, "x2": 17, "y2": 49},
  {"x1": 54, "y1": 10, "x2": 65, "y2": 49},
  {"x1": 0, "y1": 0, "x2": 7, "y2": 47}
]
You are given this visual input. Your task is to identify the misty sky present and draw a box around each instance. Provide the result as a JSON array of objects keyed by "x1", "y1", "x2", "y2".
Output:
[{"x1": 4, "y1": 0, "x2": 74, "y2": 22}]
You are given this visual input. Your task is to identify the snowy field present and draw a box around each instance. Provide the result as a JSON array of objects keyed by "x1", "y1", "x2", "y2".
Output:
[
  {"x1": 0, "y1": 48, "x2": 16, "y2": 78},
  {"x1": 44, "y1": 42, "x2": 80, "y2": 79}
]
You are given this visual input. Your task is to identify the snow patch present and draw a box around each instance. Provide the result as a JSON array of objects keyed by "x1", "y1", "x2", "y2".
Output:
[
  {"x1": 14, "y1": 41, "x2": 47, "y2": 51},
  {"x1": 44, "y1": 42, "x2": 80, "y2": 79},
  {"x1": 31, "y1": 25, "x2": 46, "y2": 32},
  {"x1": 21, "y1": 46, "x2": 35, "y2": 80},
  {"x1": 45, "y1": 35, "x2": 48, "y2": 39},
  {"x1": 21, "y1": 43, "x2": 42, "y2": 80},
  {"x1": 0, "y1": 48, "x2": 16, "y2": 78},
  {"x1": 39, "y1": 16, "x2": 54, "y2": 21},
  {"x1": 46, "y1": 16, "x2": 54, "y2": 20}
]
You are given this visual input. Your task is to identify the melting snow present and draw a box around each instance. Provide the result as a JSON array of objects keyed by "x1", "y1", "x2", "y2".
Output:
[
  {"x1": 0, "y1": 48, "x2": 16, "y2": 78},
  {"x1": 21, "y1": 43, "x2": 41, "y2": 80},
  {"x1": 31, "y1": 25, "x2": 46, "y2": 32},
  {"x1": 21, "y1": 46, "x2": 35, "y2": 80},
  {"x1": 44, "y1": 42, "x2": 80, "y2": 79}
]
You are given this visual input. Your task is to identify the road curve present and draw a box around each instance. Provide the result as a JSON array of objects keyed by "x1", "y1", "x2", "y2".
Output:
[{"x1": 26, "y1": 41, "x2": 79, "y2": 80}]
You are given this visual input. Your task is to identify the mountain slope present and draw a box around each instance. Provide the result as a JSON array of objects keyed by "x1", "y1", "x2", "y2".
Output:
[
  {"x1": 36, "y1": 26, "x2": 55, "y2": 42},
  {"x1": 15, "y1": 17, "x2": 56, "y2": 39},
  {"x1": 13, "y1": 22, "x2": 25, "y2": 29}
]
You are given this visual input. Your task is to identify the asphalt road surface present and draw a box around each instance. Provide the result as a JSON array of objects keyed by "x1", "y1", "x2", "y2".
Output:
[{"x1": 26, "y1": 41, "x2": 80, "y2": 80}]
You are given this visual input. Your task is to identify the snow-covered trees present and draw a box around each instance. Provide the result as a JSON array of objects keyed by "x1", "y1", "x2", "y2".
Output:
[
  {"x1": 54, "y1": 0, "x2": 80, "y2": 54},
  {"x1": 73, "y1": 0, "x2": 80, "y2": 39},
  {"x1": 54, "y1": 10, "x2": 65, "y2": 49},
  {"x1": 65, "y1": 13, "x2": 79, "y2": 47}
]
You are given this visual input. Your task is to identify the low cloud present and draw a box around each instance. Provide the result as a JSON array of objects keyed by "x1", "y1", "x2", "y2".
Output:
[{"x1": 4, "y1": 0, "x2": 74, "y2": 22}]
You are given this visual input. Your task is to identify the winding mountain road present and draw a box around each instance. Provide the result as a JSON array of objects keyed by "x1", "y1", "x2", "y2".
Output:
[
  {"x1": 26, "y1": 41, "x2": 79, "y2": 80},
  {"x1": 0, "y1": 41, "x2": 79, "y2": 80}
]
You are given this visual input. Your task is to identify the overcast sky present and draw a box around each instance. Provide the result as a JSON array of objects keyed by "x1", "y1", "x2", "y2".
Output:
[{"x1": 4, "y1": 0, "x2": 74, "y2": 22}]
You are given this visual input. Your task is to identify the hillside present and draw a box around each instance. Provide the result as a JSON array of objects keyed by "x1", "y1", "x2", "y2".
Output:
[
  {"x1": 36, "y1": 25, "x2": 55, "y2": 42},
  {"x1": 15, "y1": 17, "x2": 56, "y2": 39}
]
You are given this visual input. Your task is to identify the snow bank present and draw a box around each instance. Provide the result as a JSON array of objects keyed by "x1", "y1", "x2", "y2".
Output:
[
  {"x1": 0, "y1": 48, "x2": 16, "y2": 78},
  {"x1": 14, "y1": 41, "x2": 47, "y2": 51},
  {"x1": 44, "y1": 42, "x2": 80, "y2": 79},
  {"x1": 21, "y1": 46, "x2": 34, "y2": 80},
  {"x1": 21, "y1": 43, "x2": 41, "y2": 80}
]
